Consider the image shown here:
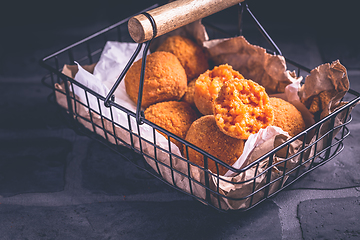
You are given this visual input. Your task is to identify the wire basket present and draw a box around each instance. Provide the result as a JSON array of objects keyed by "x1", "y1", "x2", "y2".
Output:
[{"x1": 40, "y1": 2, "x2": 360, "y2": 212}]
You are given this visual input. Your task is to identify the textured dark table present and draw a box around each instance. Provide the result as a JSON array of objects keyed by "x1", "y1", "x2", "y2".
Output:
[{"x1": 1, "y1": 1, "x2": 360, "y2": 239}]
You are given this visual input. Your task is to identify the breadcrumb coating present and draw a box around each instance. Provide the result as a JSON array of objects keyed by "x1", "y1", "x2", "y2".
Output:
[
  {"x1": 156, "y1": 35, "x2": 209, "y2": 81},
  {"x1": 213, "y1": 78, "x2": 274, "y2": 140},
  {"x1": 124, "y1": 51, "x2": 187, "y2": 108},
  {"x1": 269, "y1": 97, "x2": 305, "y2": 137},
  {"x1": 194, "y1": 64, "x2": 244, "y2": 115},
  {"x1": 144, "y1": 101, "x2": 198, "y2": 150},
  {"x1": 184, "y1": 115, "x2": 245, "y2": 176}
]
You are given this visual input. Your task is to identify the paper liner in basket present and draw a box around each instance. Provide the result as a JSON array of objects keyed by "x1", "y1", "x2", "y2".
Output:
[{"x1": 55, "y1": 63, "x2": 120, "y2": 145}]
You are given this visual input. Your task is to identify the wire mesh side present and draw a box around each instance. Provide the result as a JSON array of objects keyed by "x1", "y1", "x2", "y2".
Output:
[{"x1": 40, "y1": 3, "x2": 360, "y2": 212}]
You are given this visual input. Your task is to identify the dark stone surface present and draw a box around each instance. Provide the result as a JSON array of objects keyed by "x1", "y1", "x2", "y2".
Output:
[
  {"x1": 82, "y1": 140, "x2": 177, "y2": 195},
  {"x1": 0, "y1": 200, "x2": 281, "y2": 240},
  {"x1": 0, "y1": 138, "x2": 71, "y2": 197},
  {"x1": 298, "y1": 197, "x2": 360, "y2": 240},
  {"x1": 0, "y1": 83, "x2": 65, "y2": 130}
]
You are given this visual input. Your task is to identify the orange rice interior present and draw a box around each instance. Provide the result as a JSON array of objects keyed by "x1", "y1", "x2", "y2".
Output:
[{"x1": 214, "y1": 78, "x2": 274, "y2": 139}]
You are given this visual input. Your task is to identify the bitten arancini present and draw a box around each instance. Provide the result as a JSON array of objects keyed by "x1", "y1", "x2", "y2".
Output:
[
  {"x1": 184, "y1": 115, "x2": 245, "y2": 176},
  {"x1": 144, "y1": 101, "x2": 198, "y2": 150},
  {"x1": 156, "y1": 35, "x2": 209, "y2": 81},
  {"x1": 194, "y1": 64, "x2": 244, "y2": 115},
  {"x1": 269, "y1": 97, "x2": 306, "y2": 137},
  {"x1": 213, "y1": 78, "x2": 274, "y2": 140},
  {"x1": 124, "y1": 51, "x2": 187, "y2": 108}
]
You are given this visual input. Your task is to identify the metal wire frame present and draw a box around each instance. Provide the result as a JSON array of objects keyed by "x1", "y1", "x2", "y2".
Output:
[{"x1": 40, "y1": 2, "x2": 360, "y2": 212}]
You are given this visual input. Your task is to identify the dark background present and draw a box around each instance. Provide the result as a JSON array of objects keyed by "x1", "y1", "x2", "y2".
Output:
[
  {"x1": 1, "y1": 0, "x2": 357, "y2": 31},
  {"x1": 1, "y1": 0, "x2": 358, "y2": 76},
  {"x1": 1, "y1": 0, "x2": 356, "y2": 27}
]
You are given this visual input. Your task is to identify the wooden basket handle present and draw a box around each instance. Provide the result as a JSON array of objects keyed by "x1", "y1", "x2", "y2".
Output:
[{"x1": 128, "y1": 0, "x2": 244, "y2": 43}]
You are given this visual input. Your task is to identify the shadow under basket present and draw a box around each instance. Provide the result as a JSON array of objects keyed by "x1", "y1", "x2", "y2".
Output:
[{"x1": 39, "y1": 2, "x2": 360, "y2": 212}]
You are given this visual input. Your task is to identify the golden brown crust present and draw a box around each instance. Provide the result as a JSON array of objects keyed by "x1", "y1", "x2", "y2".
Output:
[
  {"x1": 124, "y1": 51, "x2": 187, "y2": 108},
  {"x1": 194, "y1": 64, "x2": 244, "y2": 115},
  {"x1": 213, "y1": 78, "x2": 274, "y2": 140},
  {"x1": 156, "y1": 35, "x2": 209, "y2": 81},
  {"x1": 269, "y1": 97, "x2": 306, "y2": 137},
  {"x1": 184, "y1": 115, "x2": 245, "y2": 176},
  {"x1": 144, "y1": 101, "x2": 198, "y2": 150}
]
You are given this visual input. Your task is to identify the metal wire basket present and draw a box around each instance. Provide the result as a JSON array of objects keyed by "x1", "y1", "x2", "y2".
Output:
[{"x1": 40, "y1": 1, "x2": 360, "y2": 212}]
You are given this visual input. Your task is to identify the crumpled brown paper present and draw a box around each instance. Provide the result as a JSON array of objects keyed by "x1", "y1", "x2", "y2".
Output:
[
  {"x1": 203, "y1": 36, "x2": 301, "y2": 94},
  {"x1": 299, "y1": 60, "x2": 350, "y2": 120}
]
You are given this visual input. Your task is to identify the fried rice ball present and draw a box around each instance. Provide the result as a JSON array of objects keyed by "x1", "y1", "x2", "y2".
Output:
[
  {"x1": 269, "y1": 97, "x2": 306, "y2": 137},
  {"x1": 213, "y1": 78, "x2": 274, "y2": 140},
  {"x1": 156, "y1": 35, "x2": 209, "y2": 81},
  {"x1": 144, "y1": 101, "x2": 198, "y2": 150},
  {"x1": 124, "y1": 51, "x2": 187, "y2": 108},
  {"x1": 194, "y1": 64, "x2": 244, "y2": 115},
  {"x1": 184, "y1": 115, "x2": 245, "y2": 176}
]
